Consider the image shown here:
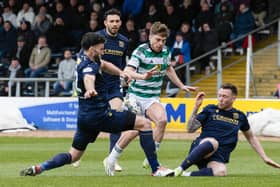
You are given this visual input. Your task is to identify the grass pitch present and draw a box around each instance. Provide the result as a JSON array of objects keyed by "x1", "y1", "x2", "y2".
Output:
[{"x1": 0, "y1": 136, "x2": 279, "y2": 187}]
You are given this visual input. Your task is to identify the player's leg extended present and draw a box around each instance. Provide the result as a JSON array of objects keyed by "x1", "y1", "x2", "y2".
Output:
[
  {"x1": 108, "y1": 97, "x2": 123, "y2": 171},
  {"x1": 20, "y1": 147, "x2": 84, "y2": 176},
  {"x1": 109, "y1": 97, "x2": 123, "y2": 152},
  {"x1": 174, "y1": 137, "x2": 219, "y2": 176},
  {"x1": 142, "y1": 103, "x2": 167, "y2": 168},
  {"x1": 146, "y1": 102, "x2": 167, "y2": 148}
]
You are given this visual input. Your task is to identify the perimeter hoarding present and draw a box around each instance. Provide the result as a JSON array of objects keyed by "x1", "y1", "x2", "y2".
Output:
[{"x1": 0, "y1": 97, "x2": 279, "y2": 131}]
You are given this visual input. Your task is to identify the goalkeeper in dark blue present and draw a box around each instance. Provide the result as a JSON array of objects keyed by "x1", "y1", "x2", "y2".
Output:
[{"x1": 174, "y1": 83, "x2": 280, "y2": 176}]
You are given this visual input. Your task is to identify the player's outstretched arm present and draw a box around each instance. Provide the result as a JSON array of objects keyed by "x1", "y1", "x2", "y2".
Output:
[
  {"x1": 83, "y1": 74, "x2": 98, "y2": 98},
  {"x1": 124, "y1": 66, "x2": 157, "y2": 80},
  {"x1": 187, "y1": 92, "x2": 205, "y2": 133},
  {"x1": 243, "y1": 129, "x2": 280, "y2": 169},
  {"x1": 166, "y1": 65, "x2": 198, "y2": 92}
]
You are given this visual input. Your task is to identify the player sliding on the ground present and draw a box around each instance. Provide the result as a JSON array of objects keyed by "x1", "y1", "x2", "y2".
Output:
[{"x1": 174, "y1": 83, "x2": 280, "y2": 177}]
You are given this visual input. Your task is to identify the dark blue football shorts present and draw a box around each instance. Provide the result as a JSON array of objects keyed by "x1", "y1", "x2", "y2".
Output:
[
  {"x1": 189, "y1": 138, "x2": 231, "y2": 169},
  {"x1": 72, "y1": 109, "x2": 136, "y2": 151},
  {"x1": 107, "y1": 85, "x2": 123, "y2": 101}
]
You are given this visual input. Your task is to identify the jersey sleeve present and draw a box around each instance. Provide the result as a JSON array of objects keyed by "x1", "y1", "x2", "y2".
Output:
[
  {"x1": 128, "y1": 48, "x2": 142, "y2": 68},
  {"x1": 239, "y1": 112, "x2": 251, "y2": 131},
  {"x1": 82, "y1": 63, "x2": 99, "y2": 76},
  {"x1": 196, "y1": 105, "x2": 211, "y2": 126}
]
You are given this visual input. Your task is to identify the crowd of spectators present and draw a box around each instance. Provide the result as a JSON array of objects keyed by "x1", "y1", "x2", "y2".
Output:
[{"x1": 0, "y1": 0, "x2": 277, "y2": 96}]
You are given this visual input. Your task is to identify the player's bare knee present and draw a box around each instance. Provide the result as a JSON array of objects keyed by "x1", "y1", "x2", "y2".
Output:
[
  {"x1": 156, "y1": 118, "x2": 167, "y2": 127},
  {"x1": 134, "y1": 115, "x2": 151, "y2": 131},
  {"x1": 208, "y1": 161, "x2": 227, "y2": 176},
  {"x1": 213, "y1": 168, "x2": 227, "y2": 177}
]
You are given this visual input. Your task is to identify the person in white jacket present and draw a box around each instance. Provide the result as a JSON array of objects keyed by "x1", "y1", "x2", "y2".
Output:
[{"x1": 16, "y1": 2, "x2": 35, "y2": 27}]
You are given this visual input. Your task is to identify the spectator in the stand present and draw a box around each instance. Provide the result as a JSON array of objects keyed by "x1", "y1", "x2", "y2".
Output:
[
  {"x1": 53, "y1": 49, "x2": 76, "y2": 96},
  {"x1": 122, "y1": 19, "x2": 139, "y2": 58},
  {"x1": 230, "y1": 3, "x2": 255, "y2": 50},
  {"x1": 195, "y1": 2, "x2": 215, "y2": 31},
  {"x1": 11, "y1": 36, "x2": 32, "y2": 72},
  {"x1": 163, "y1": 3, "x2": 181, "y2": 46},
  {"x1": 179, "y1": 22, "x2": 193, "y2": 48},
  {"x1": 25, "y1": 35, "x2": 51, "y2": 79},
  {"x1": 90, "y1": 11, "x2": 103, "y2": 29},
  {"x1": 169, "y1": 31, "x2": 191, "y2": 88},
  {"x1": 178, "y1": 0, "x2": 196, "y2": 25},
  {"x1": 2, "y1": 5, "x2": 17, "y2": 28},
  {"x1": 231, "y1": 0, "x2": 251, "y2": 13},
  {"x1": 0, "y1": 21, "x2": 17, "y2": 59},
  {"x1": 37, "y1": 4, "x2": 53, "y2": 24},
  {"x1": 47, "y1": 17, "x2": 69, "y2": 52},
  {"x1": 103, "y1": 0, "x2": 121, "y2": 12},
  {"x1": 0, "y1": 57, "x2": 23, "y2": 96},
  {"x1": 138, "y1": 28, "x2": 148, "y2": 44},
  {"x1": 91, "y1": 2, "x2": 104, "y2": 19},
  {"x1": 250, "y1": 0, "x2": 268, "y2": 27},
  {"x1": 6, "y1": 0, "x2": 20, "y2": 14},
  {"x1": 53, "y1": 2, "x2": 69, "y2": 27},
  {"x1": 214, "y1": 0, "x2": 234, "y2": 14},
  {"x1": 16, "y1": 2, "x2": 35, "y2": 27},
  {"x1": 17, "y1": 20, "x2": 35, "y2": 49},
  {"x1": 122, "y1": 0, "x2": 144, "y2": 20},
  {"x1": 193, "y1": 23, "x2": 219, "y2": 74},
  {"x1": 142, "y1": 3, "x2": 162, "y2": 27},
  {"x1": 214, "y1": 2, "x2": 234, "y2": 44},
  {"x1": 87, "y1": 19, "x2": 99, "y2": 33},
  {"x1": 170, "y1": 32, "x2": 191, "y2": 65},
  {"x1": 273, "y1": 84, "x2": 280, "y2": 99},
  {"x1": 68, "y1": 3, "x2": 88, "y2": 46},
  {"x1": 33, "y1": 13, "x2": 52, "y2": 38}
]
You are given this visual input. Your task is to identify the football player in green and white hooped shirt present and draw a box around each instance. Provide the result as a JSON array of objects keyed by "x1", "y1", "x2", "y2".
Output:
[{"x1": 105, "y1": 22, "x2": 198, "y2": 172}]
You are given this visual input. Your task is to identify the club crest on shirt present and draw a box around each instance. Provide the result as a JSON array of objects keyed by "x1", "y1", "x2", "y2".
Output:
[
  {"x1": 119, "y1": 40, "x2": 124, "y2": 48},
  {"x1": 233, "y1": 113, "x2": 239, "y2": 119},
  {"x1": 155, "y1": 64, "x2": 161, "y2": 71},
  {"x1": 83, "y1": 67, "x2": 93, "y2": 73}
]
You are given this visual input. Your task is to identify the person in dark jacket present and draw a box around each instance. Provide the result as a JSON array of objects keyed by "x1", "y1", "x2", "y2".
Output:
[
  {"x1": 0, "y1": 21, "x2": 17, "y2": 59},
  {"x1": 230, "y1": 3, "x2": 255, "y2": 49}
]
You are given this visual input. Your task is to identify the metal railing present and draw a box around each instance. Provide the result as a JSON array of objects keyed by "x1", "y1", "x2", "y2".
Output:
[
  {"x1": 174, "y1": 17, "x2": 280, "y2": 98},
  {"x1": 0, "y1": 77, "x2": 58, "y2": 97}
]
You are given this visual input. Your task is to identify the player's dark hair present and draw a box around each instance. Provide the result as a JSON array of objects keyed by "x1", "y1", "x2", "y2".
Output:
[
  {"x1": 104, "y1": 8, "x2": 121, "y2": 20},
  {"x1": 81, "y1": 32, "x2": 105, "y2": 50},
  {"x1": 221, "y1": 83, "x2": 238, "y2": 96},
  {"x1": 150, "y1": 21, "x2": 169, "y2": 37}
]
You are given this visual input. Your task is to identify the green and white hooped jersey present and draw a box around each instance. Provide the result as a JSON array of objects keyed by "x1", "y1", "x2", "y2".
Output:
[{"x1": 128, "y1": 43, "x2": 171, "y2": 98}]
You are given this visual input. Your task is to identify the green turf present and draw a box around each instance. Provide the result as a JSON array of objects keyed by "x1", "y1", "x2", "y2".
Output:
[{"x1": 0, "y1": 137, "x2": 279, "y2": 187}]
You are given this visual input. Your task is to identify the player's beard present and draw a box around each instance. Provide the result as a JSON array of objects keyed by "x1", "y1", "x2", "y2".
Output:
[
  {"x1": 108, "y1": 27, "x2": 119, "y2": 36},
  {"x1": 94, "y1": 54, "x2": 101, "y2": 64}
]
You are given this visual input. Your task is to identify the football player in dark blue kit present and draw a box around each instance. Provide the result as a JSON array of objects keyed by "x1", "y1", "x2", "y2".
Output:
[
  {"x1": 20, "y1": 32, "x2": 174, "y2": 177},
  {"x1": 96, "y1": 8, "x2": 128, "y2": 172},
  {"x1": 174, "y1": 83, "x2": 280, "y2": 176}
]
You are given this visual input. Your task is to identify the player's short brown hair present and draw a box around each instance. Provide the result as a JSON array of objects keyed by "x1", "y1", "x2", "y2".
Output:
[
  {"x1": 150, "y1": 22, "x2": 169, "y2": 37},
  {"x1": 221, "y1": 83, "x2": 238, "y2": 96}
]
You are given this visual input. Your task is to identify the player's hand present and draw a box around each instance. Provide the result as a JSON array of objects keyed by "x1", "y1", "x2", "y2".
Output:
[
  {"x1": 180, "y1": 85, "x2": 199, "y2": 92},
  {"x1": 143, "y1": 66, "x2": 158, "y2": 80},
  {"x1": 195, "y1": 92, "x2": 205, "y2": 108},
  {"x1": 121, "y1": 72, "x2": 132, "y2": 83},
  {"x1": 264, "y1": 157, "x2": 280, "y2": 169},
  {"x1": 84, "y1": 89, "x2": 98, "y2": 98}
]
